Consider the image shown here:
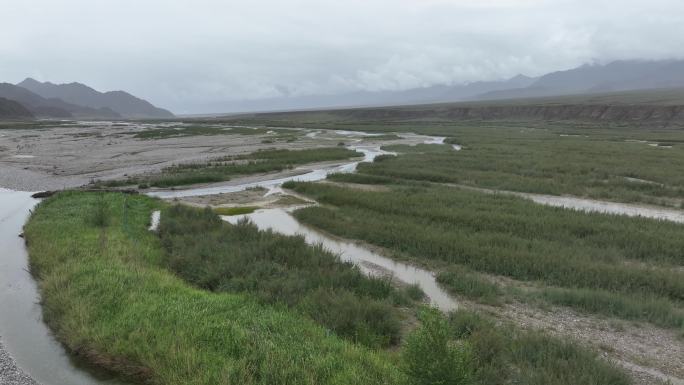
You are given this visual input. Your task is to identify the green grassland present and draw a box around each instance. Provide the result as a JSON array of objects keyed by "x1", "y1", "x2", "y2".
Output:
[
  {"x1": 209, "y1": 109, "x2": 684, "y2": 207},
  {"x1": 24, "y1": 191, "x2": 631, "y2": 385},
  {"x1": 24, "y1": 191, "x2": 403, "y2": 385},
  {"x1": 159, "y1": 204, "x2": 410, "y2": 348},
  {"x1": 367, "y1": 130, "x2": 684, "y2": 207},
  {"x1": 285, "y1": 181, "x2": 684, "y2": 330}
]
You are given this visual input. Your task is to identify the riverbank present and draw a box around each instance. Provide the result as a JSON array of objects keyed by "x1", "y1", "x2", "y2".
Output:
[
  {"x1": 0, "y1": 340, "x2": 39, "y2": 385},
  {"x1": 23, "y1": 191, "x2": 404, "y2": 385},
  {"x1": 23, "y1": 190, "x2": 633, "y2": 385},
  {"x1": 283, "y1": 181, "x2": 684, "y2": 384}
]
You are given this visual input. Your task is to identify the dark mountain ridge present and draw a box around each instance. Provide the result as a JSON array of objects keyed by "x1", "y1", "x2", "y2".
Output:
[
  {"x1": 182, "y1": 74, "x2": 538, "y2": 114},
  {"x1": 0, "y1": 97, "x2": 34, "y2": 119},
  {"x1": 18, "y1": 78, "x2": 174, "y2": 118},
  {"x1": 477, "y1": 59, "x2": 684, "y2": 101},
  {"x1": 0, "y1": 83, "x2": 120, "y2": 119}
]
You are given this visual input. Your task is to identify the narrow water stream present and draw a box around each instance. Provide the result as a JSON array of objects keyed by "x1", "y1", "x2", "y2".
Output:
[
  {"x1": 454, "y1": 184, "x2": 684, "y2": 224},
  {"x1": 0, "y1": 188, "x2": 127, "y2": 385},
  {"x1": 223, "y1": 208, "x2": 458, "y2": 312},
  {"x1": 147, "y1": 145, "x2": 395, "y2": 199},
  {"x1": 519, "y1": 193, "x2": 684, "y2": 223}
]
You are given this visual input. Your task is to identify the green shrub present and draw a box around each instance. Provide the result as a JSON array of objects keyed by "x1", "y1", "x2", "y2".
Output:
[{"x1": 402, "y1": 309, "x2": 473, "y2": 385}]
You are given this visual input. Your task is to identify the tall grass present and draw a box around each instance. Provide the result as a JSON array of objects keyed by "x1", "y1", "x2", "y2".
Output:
[
  {"x1": 536, "y1": 288, "x2": 684, "y2": 329},
  {"x1": 361, "y1": 128, "x2": 684, "y2": 207},
  {"x1": 158, "y1": 204, "x2": 406, "y2": 348},
  {"x1": 287, "y1": 182, "x2": 684, "y2": 327},
  {"x1": 25, "y1": 192, "x2": 403, "y2": 385},
  {"x1": 436, "y1": 266, "x2": 503, "y2": 306}
]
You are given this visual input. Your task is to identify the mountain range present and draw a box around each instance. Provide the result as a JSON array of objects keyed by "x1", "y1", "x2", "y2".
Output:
[
  {"x1": 2, "y1": 59, "x2": 684, "y2": 119},
  {"x1": 200, "y1": 59, "x2": 684, "y2": 114},
  {"x1": 0, "y1": 79, "x2": 173, "y2": 119}
]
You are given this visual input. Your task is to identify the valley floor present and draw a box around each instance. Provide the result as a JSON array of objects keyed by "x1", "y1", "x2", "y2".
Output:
[{"x1": 2, "y1": 117, "x2": 684, "y2": 385}]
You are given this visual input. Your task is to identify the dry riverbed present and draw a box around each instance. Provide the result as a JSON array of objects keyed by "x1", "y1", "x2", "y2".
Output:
[{"x1": 0, "y1": 121, "x2": 417, "y2": 191}]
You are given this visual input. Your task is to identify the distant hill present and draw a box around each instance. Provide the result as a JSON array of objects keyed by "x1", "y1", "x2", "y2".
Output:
[
  {"x1": 477, "y1": 60, "x2": 684, "y2": 101},
  {"x1": 237, "y1": 88, "x2": 684, "y2": 127},
  {"x1": 203, "y1": 59, "x2": 684, "y2": 114},
  {"x1": 0, "y1": 83, "x2": 120, "y2": 119},
  {"x1": 0, "y1": 97, "x2": 34, "y2": 119},
  {"x1": 18, "y1": 78, "x2": 174, "y2": 118},
  {"x1": 181, "y1": 74, "x2": 538, "y2": 114}
]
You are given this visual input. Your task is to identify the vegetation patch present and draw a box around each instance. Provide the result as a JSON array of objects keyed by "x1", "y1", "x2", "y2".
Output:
[
  {"x1": 447, "y1": 310, "x2": 631, "y2": 385},
  {"x1": 436, "y1": 266, "x2": 503, "y2": 306},
  {"x1": 158, "y1": 204, "x2": 409, "y2": 348},
  {"x1": 534, "y1": 287, "x2": 684, "y2": 329},
  {"x1": 212, "y1": 206, "x2": 259, "y2": 216},
  {"x1": 286, "y1": 182, "x2": 684, "y2": 329},
  {"x1": 25, "y1": 192, "x2": 403, "y2": 385}
]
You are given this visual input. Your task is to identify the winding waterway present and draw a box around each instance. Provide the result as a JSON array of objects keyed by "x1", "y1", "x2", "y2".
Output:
[
  {"x1": 0, "y1": 188, "x2": 126, "y2": 385},
  {"x1": 147, "y1": 145, "x2": 396, "y2": 199},
  {"x1": 224, "y1": 208, "x2": 458, "y2": 312}
]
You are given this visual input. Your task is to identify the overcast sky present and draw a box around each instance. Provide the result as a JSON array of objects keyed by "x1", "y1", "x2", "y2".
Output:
[{"x1": 3, "y1": 0, "x2": 683, "y2": 113}]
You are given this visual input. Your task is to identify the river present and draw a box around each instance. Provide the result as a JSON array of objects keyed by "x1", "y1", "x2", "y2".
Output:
[{"x1": 0, "y1": 188, "x2": 126, "y2": 385}]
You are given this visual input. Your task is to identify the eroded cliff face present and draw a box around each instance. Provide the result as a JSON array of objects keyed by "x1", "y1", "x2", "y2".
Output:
[{"x1": 324, "y1": 104, "x2": 684, "y2": 126}]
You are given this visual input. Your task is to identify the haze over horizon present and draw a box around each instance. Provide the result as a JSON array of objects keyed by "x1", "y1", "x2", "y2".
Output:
[{"x1": 3, "y1": 0, "x2": 684, "y2": 114}]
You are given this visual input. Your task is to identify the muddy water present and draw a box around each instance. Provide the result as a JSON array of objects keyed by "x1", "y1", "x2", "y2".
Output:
[
  {"x1": 224, "y1": 208, "x2": 458, "y2": 312},
  {"x1": 449, "y1": 184, "x2": 684, "y2": 224},
  {"x1": 0, "y1": 188, "x2": 126, "y2": 385},
  {"x1": 514, "y1": 192, "x2": 684, "y2": 224}
]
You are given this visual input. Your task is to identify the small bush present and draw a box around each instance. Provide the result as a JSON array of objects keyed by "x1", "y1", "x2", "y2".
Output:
[{"x1": 402, "y1": 308, "x2": 473, "y2": 385}]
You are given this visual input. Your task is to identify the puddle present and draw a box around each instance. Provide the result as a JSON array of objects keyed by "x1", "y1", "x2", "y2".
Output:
[
  {"x1": 223, "y1": 208, "x2": 458, "y2": 312},
  {"x1": 0, "y1": 188, "x2": 128, "y2": 385}
]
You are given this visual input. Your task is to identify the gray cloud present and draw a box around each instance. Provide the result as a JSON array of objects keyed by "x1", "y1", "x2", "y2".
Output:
[{"x1": 2, "y1": 0, "x2": 683, "y2": 113}]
